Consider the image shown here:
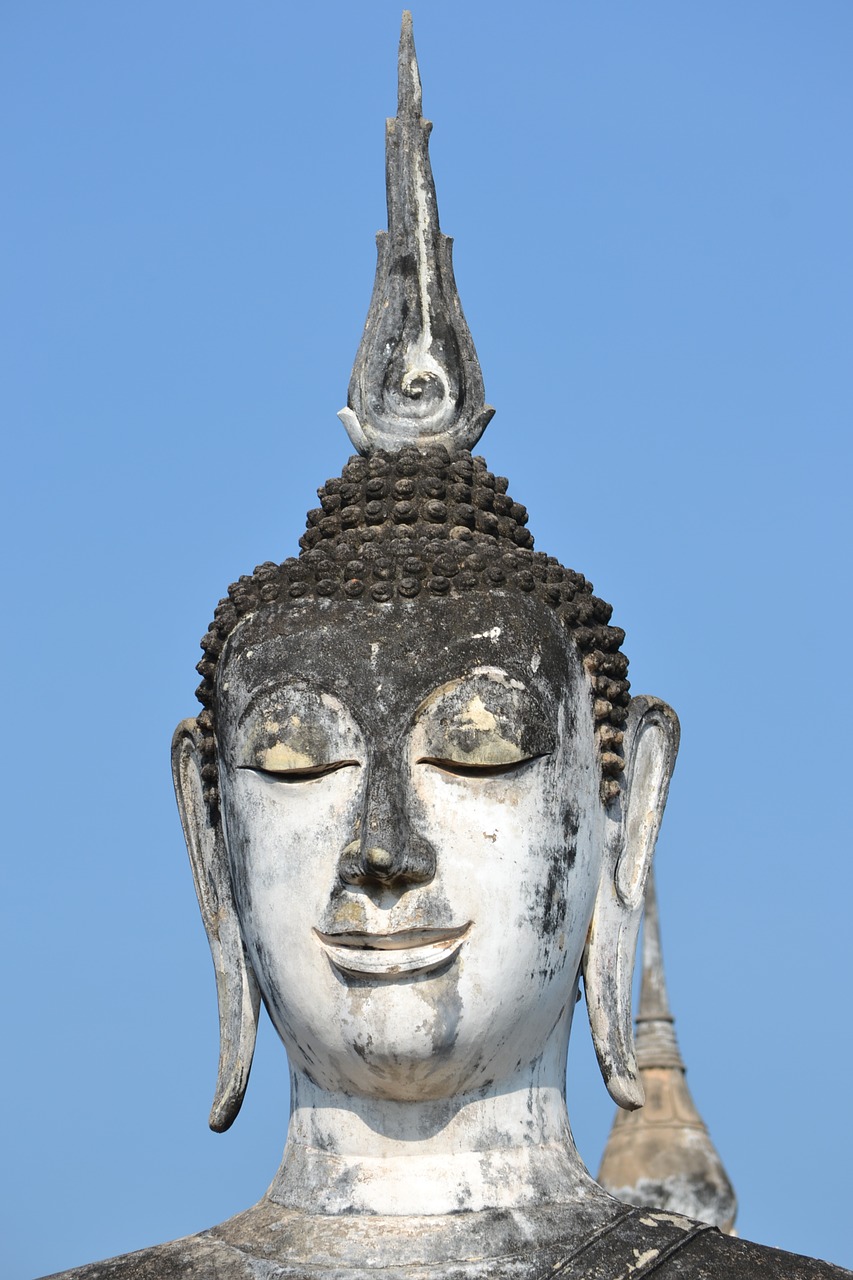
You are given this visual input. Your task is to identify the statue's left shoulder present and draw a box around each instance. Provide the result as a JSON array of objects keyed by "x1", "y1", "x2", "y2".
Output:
[
  {"x1": 560, "y1": 1208, "x2": 852, "y2": 1280},
  {"x1": 658, "y1": 1226, "x2": 852, "y2": 1279}
]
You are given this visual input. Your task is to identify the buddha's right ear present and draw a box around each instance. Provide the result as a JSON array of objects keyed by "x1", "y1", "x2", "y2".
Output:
[{"x1": 171, "y1": 719, "x2": 261, "y2": 1133}]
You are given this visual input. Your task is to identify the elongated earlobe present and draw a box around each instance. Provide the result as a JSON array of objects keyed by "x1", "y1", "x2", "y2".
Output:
[
  {"x1": 172, "y1": 719, "x2": 260, "y2": 1132},
  {"x1": 583, "y1": 695, "x2": 680, "y2": 1110}
]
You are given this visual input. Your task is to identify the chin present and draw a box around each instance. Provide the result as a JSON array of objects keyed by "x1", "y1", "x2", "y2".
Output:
[
  {"x1": 284, "y1": 966, "x2": 470, "y2": 1099},
  {"x1": 278, "y1": 951, "x2": 574, "y2": 1102}
]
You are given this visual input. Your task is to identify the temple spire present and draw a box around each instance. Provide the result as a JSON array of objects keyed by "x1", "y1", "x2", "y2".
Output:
[
  {"x1": 634, "y1": 866, "x2": 683, "y2": 1068},
  {"x1": 597, "y1": 868, "x2": 738, "y2": 1234},
  {"x1": 338, "y1": 12, "x2": 494, "y2": 456}
]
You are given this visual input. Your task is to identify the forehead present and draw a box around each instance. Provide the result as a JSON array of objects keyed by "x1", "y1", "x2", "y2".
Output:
[{"x1": 217, "y1": 590, "x2": 585, "y2": 721}]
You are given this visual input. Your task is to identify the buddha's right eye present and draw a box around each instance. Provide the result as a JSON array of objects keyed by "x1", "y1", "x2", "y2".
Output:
[{"x1": 239, "y1": 761, "x2": 360, "y2": 783}]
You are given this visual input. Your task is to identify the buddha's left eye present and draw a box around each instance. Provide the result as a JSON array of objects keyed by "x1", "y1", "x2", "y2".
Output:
[
  {"x1": 240, "y1": 761, "x2": 359, "y2": 783},
  {"x1": 417, "y1": 754, "x2": 547, "y2": 778}
]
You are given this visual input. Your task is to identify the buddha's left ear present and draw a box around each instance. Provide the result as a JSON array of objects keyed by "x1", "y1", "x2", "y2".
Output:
[
  {"x1": 582, "y1": 695, "x2": 680, "y2": 1110},
  {"x1": 172, "y1": 719, "x2": 261, "y2": 1132}
]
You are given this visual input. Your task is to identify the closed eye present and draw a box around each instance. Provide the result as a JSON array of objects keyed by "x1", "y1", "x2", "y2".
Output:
[
  {"x1": 239, "y1": 760, "x2": 360, "y2": 782},
  {"x1": 417, "y1": 754, "x2": 548, "y2": 778}
]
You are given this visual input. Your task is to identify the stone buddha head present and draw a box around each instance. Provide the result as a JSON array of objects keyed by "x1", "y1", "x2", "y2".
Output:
[
  {"x1": 174, "y1": 444, "x2": 678, "y2": 1133},
  {"x1": 171, "y1": 10, "x2": 679, "y2": 1207}
]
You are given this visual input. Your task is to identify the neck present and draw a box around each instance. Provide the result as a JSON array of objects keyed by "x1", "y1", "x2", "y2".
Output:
[{"x1": 268, "y1": 1014, "x2": 601, "y2": 1216}]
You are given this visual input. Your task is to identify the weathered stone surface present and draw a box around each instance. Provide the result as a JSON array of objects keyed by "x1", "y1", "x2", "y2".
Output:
[{"x1": 43, "y1": 1205, "x2": 852, "y2": 1278}]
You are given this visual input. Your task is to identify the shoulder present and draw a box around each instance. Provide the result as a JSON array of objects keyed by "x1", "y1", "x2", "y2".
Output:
[
  {"x1": 657, "y1": 1221, "x2": 851, "y2": 1279},
  {"x1": 37, "y1": 1230, "x2": 257, "y2": 1280},
  {"x1": 37, "y1": 1208, "x2": 853, "y2": 1280},
  {"x1": 567, "y1": 1208, "x2": 851, "y2": 1280}
]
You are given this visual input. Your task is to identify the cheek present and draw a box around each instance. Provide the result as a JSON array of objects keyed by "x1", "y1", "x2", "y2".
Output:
[
  {"x1": 219, "y1": 769, "x2": 365, "y2": 1068},
  {"x1": 412, "y1": 769, "x2": 593, "y2": 946},
  {"x1": 220, "y1": 770, "x2": 361, "y2": 943}
]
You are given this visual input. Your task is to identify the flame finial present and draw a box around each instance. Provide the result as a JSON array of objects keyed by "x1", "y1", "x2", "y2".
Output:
[{"x1": 338, "y1": 12, "x2": 494, "y2": 455}]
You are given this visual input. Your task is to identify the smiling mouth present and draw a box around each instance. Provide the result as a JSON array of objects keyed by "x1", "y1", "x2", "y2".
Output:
[{"x1": 313, "y1": 925, "x2": 471, "y2": 978}]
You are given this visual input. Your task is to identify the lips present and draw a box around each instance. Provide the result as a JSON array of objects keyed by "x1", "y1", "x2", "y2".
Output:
[{"x1": 313, "y1": 924, "x2": 471, "y2": 978}]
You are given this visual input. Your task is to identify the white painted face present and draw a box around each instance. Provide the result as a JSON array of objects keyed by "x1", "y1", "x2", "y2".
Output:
[{"x1": 215, "y1": 591, "x2": 605, "y2": 1101}]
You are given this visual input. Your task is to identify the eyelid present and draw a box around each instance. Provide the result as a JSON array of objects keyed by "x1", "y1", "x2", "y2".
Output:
[
  {"x1": 416, "y1": 754, "x2": 548, "y2": 778},
  {"x1": 239, "y1": 760, "x2": 360, "y2": 782}
]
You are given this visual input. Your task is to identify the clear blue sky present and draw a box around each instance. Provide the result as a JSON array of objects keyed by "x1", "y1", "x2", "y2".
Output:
[{"x1": 2, "y1": 3, "x2": 851, "y2": 1276}]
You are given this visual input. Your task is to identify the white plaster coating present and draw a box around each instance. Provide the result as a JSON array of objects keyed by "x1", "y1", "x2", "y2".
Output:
[
  {"x1": 218, "y1": 619, "x2": 599, "y2": 1109},
  {"x1": 173, "y1": 592, "x2": 681, "y2": 1235}
]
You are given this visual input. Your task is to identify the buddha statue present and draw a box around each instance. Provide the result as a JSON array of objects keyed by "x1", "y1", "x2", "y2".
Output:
[{"x1": 42, "y1": 15, "x2": 851, "y2": 1280}]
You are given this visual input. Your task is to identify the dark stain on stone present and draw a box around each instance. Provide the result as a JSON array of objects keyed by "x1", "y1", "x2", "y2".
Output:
[{"x1": 539, "y1": 853, "x2": 569, "y2": 939}]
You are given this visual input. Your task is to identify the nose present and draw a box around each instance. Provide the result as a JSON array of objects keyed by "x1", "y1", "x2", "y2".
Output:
[{"x1": 338, "y1": 763, "x2": 436, "y2": 888}]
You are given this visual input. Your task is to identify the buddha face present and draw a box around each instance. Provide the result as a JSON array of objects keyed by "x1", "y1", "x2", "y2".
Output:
[{"x1": 213, "y1": 590, "x2": 605, "y2": 1102}]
